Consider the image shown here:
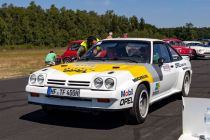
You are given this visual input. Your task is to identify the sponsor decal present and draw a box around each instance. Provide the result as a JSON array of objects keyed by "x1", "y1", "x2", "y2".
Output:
[
  {"x1": 175, "y1": 63, "x2": 186, "y2": 68},
  {"x1": 74, "y1": 64, "x2": 95, "y2": 68},
  {"x1": 153, "y1": 82, "x2": 160, "y2": 95},
  {"x1": 163, "y1": 64, "x2": 171, "y2": 71},
  {"x1": 63, "y1": 68, "x2": 90, "y2": 73},
  {"x1": 133, "y1": 75, "x2": 148, "y2": 82},
  {"x1": 121, "y1": 89, "x2": 134, "y2": 97},
  {"x1": 120, "y1": 97, "x2": 133, "y2": 106}
]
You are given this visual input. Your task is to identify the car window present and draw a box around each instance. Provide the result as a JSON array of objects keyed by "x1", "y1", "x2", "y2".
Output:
[
  {"x1": 69, "y1": 44, "x2": 81, "y2": 51},
  {"x1": 168, "y1": 46, "x2": 182, "y2": 61},
  {"x1": 153, "y1": 42, "x2": 171, "y2": 64}
]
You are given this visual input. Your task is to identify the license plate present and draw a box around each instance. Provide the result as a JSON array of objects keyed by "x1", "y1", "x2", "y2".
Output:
[{"x1": 47, "y1": 87, "x2": 80, "y2": 97}]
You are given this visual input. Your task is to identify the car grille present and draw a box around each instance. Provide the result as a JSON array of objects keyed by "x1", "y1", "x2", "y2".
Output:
[
  {"x1": 46, "y1": 79, "x2": 90, "y2": 88},
  {"x1": 67, "y1": 81, "x2": 90, "y2": 88},
  {"x1": 47, "y1": 79, "x2": 66, "y2": 86}
]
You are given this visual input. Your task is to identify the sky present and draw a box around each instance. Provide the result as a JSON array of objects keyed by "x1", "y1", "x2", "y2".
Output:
[{"x1": 0, "y1": 0, "x2": 210, "y2": 28}]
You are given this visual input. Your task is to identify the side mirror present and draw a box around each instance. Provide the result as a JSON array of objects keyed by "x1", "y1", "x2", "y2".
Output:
[{"x1": 158, "y1": 57, "x2": 165, "y2": 66}]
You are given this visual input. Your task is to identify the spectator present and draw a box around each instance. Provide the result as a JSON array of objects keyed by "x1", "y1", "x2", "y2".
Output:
[
  {"x1": 45, "y1": 50, "x2": 57, "y2": 66},
  {"x1": 121, "y1": 33, "x2": 128, "y2": 38},
  {"x1": 106, "y1": 32, "x2": 113, "y2": 39}
]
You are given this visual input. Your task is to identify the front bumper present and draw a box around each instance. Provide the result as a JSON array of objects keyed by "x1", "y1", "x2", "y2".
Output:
[
  {"x1": 197, "y1": 52, "x2": 210, "y2": 58},
  {"x1": 26, "y1": 85, "x2": 130, "y2": 110}
]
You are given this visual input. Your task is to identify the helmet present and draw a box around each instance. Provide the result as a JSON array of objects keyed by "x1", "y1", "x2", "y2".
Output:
[{"x1": 87, "y1": 36, "x2": 97, "y2": 47}]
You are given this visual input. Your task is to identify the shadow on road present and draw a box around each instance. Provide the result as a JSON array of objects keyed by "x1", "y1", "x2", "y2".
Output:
[
  {"x1": 19, "y1": 94, "x2": 181, "y2": 129},
  {"x1": 20, "y1": 109, "x2": 126, "y2": 129}
]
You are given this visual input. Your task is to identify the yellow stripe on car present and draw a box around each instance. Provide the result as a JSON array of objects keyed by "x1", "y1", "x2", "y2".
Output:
[{"x1": 52, "y1": 63, "x2": 153, "y2": 83}]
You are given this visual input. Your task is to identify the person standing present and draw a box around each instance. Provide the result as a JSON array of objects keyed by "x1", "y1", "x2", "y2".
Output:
[{"x1": 106, "y1": 32, "x2": 113, "y2": 39}]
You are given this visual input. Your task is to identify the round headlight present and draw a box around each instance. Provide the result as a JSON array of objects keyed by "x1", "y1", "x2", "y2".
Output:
[
  {"x1": 37, "y1": 74, "x2": 45, "y2": 84},
  {"x1": 105, "y1": 78, "x2": 114, "y2": 89},
  {"x1": 94, "y1": 77, "x2": 103, "y2": 88},
  {"x1": 30, "y1": 74, "x2": 36, "y2": 84},
  {"x1": 198, "y1": 49, "x2": 204, "y2": 54}
]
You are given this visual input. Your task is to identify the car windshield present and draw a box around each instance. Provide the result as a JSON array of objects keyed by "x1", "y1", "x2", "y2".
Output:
[
  {"x1": 80, "y1": 40, "x2": 151, "y2": 63},
  {"x1": 186, "y1": 43, "x2": 202, "y2": 47}
]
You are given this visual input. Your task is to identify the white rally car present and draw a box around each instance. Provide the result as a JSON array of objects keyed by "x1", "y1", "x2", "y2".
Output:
[
  {"x1": 184, "y1": 41, "x2": 210, "y2": 58},
  {"x1": 26, "y1": 38, "x2": 192, "y2": 124}
]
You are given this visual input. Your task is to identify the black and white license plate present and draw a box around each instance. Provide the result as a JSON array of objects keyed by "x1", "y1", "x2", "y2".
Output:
[{"x1": 47, "y1": 87, "x2": 80, "y2": 97}]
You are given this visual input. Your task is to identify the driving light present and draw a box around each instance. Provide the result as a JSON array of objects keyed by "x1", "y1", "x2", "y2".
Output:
[
  {"x1": 94, "y1": 77, "x2": 103, "y2": 88},
  {"x1": 198, "y1": 49, "x2": 204, "y2": 54},
  {"x1": 105, "y1": 78, "x2": 114, "y2": 89},
  {"x1": 37, "y1": 74, "x2": 45, "y2": 84},
  {"x1": 30, "y1": 74, "x2": 36, "y2": 84}
]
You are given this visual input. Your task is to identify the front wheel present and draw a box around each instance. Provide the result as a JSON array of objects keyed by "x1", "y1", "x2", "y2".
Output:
[
  {"x1": 191, "y1": 50, "x2": 197, "y2": 60},
  {"x1": 181, "y1": 72, "x2": 191, "y2": 97},
  {"x1": 124, "y1": 84, "x2": 149, "y2": 124}
]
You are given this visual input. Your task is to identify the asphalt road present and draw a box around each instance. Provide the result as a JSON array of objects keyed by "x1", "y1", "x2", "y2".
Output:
[{"x1": 0, "y1": 60, "x2": 210, "y2": 140}]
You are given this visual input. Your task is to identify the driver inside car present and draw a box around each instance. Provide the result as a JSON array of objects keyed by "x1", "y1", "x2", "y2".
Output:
[{"x1": 92, "y1": 46, "x2": 107, "y2": 58}]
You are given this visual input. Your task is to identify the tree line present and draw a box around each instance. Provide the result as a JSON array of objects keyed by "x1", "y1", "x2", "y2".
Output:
[{"x1": 0, "y1": 1, "x2": 210, "y2": 48}]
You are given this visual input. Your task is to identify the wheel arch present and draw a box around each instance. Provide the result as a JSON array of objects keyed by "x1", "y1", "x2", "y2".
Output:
[{"x1": 137, "y1": 81, "x2": 150, "y2": 97}]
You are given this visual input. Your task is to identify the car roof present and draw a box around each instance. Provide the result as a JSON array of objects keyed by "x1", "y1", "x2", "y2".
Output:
[
  {"x1": 183, "y1": 41, "x2": 202, "y2": 44},
  {"x1": 103, "y1": 38, "x2": 163, "y2": 42},
  {"x1": 162, "y1": 38, "x2": 182, "y2": 42}
]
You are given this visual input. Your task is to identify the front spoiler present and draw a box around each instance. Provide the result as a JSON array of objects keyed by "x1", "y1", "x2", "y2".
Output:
[{"x1": 28, "y1": 101, "x2": 129, "y2": 112}]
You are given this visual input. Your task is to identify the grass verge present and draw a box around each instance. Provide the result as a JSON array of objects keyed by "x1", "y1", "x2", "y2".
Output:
[{"x1": 0, "y1": 47, "x2": 65, "y2": 79}]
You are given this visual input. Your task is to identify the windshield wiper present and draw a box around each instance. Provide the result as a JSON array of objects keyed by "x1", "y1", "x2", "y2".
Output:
[
  {"x1": 79, "y1": 57, "x2": 90, "y2": 61},
  {"x1": 79, "y1": 57, "x2": 105, "y2": 61},
  {"x1": 79, "y1": 57, "x2": 139, "y2": 63},
  {"x1": 108, "y1": 57, "x2": 139, "y2": 63}
]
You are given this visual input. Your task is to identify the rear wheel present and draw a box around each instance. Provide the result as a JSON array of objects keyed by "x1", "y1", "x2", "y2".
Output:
[
  {"x1": 63, "y1": 58, "x2": 71, "y2": 63},
  {"x1": 124, "y1": 84, "x2": 149, "y2": 124},
  {"x1": 181, "y1": 72, "x2": 191, "y2": 97}
]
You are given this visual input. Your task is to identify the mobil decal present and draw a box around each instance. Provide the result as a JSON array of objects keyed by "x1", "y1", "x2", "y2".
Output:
[{"x1": 121, "y1": 89, "x2": 134, "y2": 97}]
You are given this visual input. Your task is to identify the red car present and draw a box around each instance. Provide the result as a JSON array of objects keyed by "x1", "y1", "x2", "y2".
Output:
[
  {"x1": 59, "y1": 40, "x2": 84, "y2": 63},
  {"x1": 162, "y1": 38, "x2": 196, "y2": 59}
]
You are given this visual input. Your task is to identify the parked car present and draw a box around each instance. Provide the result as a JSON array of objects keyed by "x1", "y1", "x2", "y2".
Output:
[
  {"x1": 162, "y1": 38, "x2": 196, "y2": 59},
  {"x1": 183, "y1": 41, "x2": 203, "y2": 47},
  {"x1": 60, "y1": 40, "x2": 84, "y2": 63},
  {"x1": 184, "y1": 41, "x2": 210, "y2": 58},
  {"x1": 26, "y1": 38, "x2": 192, "y2": 124}
]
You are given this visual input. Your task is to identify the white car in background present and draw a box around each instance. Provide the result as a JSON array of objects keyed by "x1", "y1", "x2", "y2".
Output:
[
  {"x1": 26, "y1": 38, "x2": 192, "y2": 124},
  {"x1": 184, "y1": 41, "x2": 210, "y2": 58}
]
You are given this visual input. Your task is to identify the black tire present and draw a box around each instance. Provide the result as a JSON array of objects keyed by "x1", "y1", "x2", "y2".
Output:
[
  {"x1": 63, "y1": 58, "x2": 71, "y2": 63},
  {"x1": 124, "y1": 84, "x2": 149, "y2": 124},
  {"x1": 192, "y1": 50, "x2": 197, "y2": 60},
  {"x1": 181, "y1": 72, "x2": 191, "y2": 97}
]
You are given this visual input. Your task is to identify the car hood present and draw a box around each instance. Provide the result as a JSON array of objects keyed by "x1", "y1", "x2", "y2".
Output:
[{"x1": 37, "y1": 62, "x2": 153, "y2": 84}]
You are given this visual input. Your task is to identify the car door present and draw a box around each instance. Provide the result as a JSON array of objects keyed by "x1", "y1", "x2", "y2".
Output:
[
  {"x1": 67, "y1": 43, "x2": 81, "y2": 57},
  {"x1": 152, "y1": 42, "x2": 179, "y2": 96}
]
